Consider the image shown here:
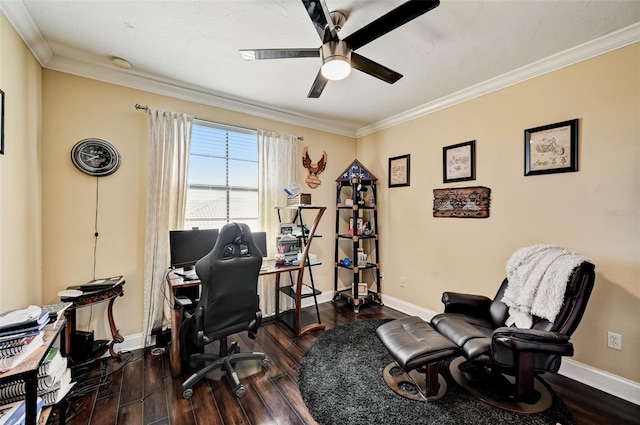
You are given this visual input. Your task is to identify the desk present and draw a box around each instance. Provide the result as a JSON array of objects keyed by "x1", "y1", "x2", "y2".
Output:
[
  {"x1": 62, "y1": 281, "x2": 125, "y2": 364},
  {"x1": 166, "y1": 260, "x2": 325, "y2": 377},
  {"x1": 167, "y1": 206, "x2": 325, "y2": 378},
  {"x1": 0, "y1": 322, "x2": 65, "y2": 425}
]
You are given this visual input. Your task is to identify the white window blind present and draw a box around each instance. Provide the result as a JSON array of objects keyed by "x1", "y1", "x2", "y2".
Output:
[{"x1": 185, "y1": 119, "x2": 259, "y2": 230}]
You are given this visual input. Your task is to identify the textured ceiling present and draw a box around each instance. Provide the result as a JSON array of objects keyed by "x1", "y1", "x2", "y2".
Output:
[{"x1": 4, "y1": 1, "x2": 640, "y2": 136}]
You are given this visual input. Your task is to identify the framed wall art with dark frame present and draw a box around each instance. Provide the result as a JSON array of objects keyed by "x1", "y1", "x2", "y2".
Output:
[
  {"x1": 443, "y1": 140, "x2": 475, "y2": 183},
  {"x1": 525, "y1": 119, "x2": 578, "y2": 176},
  {"x1": 388, "y1": 154, "x2": 410, "y2": 188},
  {"x1": 0, "y1": 89, "x2": 4, "y2": 155}
]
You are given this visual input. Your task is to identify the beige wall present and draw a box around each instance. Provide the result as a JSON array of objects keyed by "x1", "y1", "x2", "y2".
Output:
[
  {"x1": 2, "y1": 7, "x2": 638, "y2": 386},
  {"x1": 41, "y1": 70, "x2": 355, "y2": 339},
  {"x1": 357, "y1": 44, "x2": 640, "y2": 382},
  {"x1": 0, "y1": 13, "x2": 43, "y2": 311}
]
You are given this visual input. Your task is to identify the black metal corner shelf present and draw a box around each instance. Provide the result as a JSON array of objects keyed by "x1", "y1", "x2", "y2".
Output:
[{"x1": 333, "y1": 160, "x2": 382, "y2": 314}]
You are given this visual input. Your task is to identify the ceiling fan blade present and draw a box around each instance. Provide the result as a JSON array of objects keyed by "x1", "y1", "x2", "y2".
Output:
[
  {"x1": 343, "y1": 0, "x2": 440, "y2": 51},
  {"x1": 301, "y1": 0, "x2": 338, "y2": 42},
  {"x1": 351, "y1": 53, "x2": 402, "y2": 84},
  {"x1": 307, "y1": 70, "x2": 329, "y2": 98},
  {"x1": 240, "y1": 48, "x2": 320, "y2": 60}
]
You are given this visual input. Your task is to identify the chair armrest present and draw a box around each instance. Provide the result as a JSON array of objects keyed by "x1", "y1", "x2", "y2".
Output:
[
  {"x1": 194, "y1": 306, "x2": 210, "y2": 345},
  {"x1": 442, "y1": 291, "x2": 493, "y2": 315},
  {"x1": 492, "y1": 327, "x2": 573, "y2": 356}
]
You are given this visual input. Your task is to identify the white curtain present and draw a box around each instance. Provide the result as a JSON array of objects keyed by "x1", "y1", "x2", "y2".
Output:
[
  {"x1": 142, "y1": 107, "x2": 194, "y2": 346},
  {"x1": 258, "y1": 130, "x2": 298, "y2": 316}
]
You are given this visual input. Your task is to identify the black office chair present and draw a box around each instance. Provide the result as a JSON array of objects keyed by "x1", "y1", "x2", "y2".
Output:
[{"x1": 180, "y1": 222, "x2": 269, "y2": 398}]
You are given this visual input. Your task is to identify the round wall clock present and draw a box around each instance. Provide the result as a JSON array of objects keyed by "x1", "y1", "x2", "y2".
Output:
[{"x1": 71, "y1": 138, "x2": 121, "y2": 177}]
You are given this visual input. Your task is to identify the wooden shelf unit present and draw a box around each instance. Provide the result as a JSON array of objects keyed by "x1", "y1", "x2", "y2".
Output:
[{"x1": 274, "y1": 205, "x2": 326, "y2": 336}]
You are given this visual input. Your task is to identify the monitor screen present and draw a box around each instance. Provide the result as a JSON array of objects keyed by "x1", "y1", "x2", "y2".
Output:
[
  {"x1": 169, "y1": 229, "x2": 267, "y2": 270},
  {"x1": 169, "y1": 229, "x2": 219, "y2": 270},
  {"x1": 251, "y1": 231, "x2": 268, "y2": 258}
]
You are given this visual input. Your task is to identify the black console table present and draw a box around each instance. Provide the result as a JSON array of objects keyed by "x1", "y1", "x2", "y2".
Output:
[{"x1": 61, "y1": 280, "x2": 125, "y2": 364}]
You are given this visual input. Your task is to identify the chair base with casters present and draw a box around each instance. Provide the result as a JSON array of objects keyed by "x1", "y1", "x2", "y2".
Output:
[
  {"x1": 182, "y1": 336, "x2": 269, "y2": 399},
  {"x1": 179, "y1": 222, "x2": 270, "y2": 399}
]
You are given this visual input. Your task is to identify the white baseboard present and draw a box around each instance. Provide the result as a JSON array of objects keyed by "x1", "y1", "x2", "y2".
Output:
[
  {"x1": 381, "y1": 293, "x2": 640, "y2": 406},
  {"x1": 115, "y1": 292, "x2": 639, "y2": 406}
]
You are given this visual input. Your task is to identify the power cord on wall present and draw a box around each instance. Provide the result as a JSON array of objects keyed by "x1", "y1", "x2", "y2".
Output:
[{"x1": 93, "y1": 177, "x2": 100, "y2": 281}]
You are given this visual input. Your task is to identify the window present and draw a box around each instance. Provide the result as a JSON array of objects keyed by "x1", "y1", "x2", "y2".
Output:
[{"x1": 185, "y1": 119, "x2": 259, "y2": 230}]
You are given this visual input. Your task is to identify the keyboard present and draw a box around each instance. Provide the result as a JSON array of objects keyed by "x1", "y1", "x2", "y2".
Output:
[{"x1": 176, "y1": 272, "x2": 199, "y2": 280}]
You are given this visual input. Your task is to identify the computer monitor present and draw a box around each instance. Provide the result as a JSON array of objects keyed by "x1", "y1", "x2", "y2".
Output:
[
  {"x1": 169, "y1": 228, "x2": 219, "y2": 271},
  {"x1": 251, "y1": 231, "x2": 268, "y2": 258},
  {"x1": 169, "y1": 229, "x2": 267, "y2": 271}
]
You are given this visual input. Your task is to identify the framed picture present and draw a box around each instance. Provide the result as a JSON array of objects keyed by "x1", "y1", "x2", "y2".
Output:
[
  {"x1": 0, "y1": 89, "x2": 4, "y2": 155},
  {"x1": 443, "y1": 140, "x2": 475, "y2": 183},
  {"x1": 388, "y1": 154, "x2": 410, "y2": 187},
  {"x1": 525, "y1": 119, "x2": 578, "y2": 176}
]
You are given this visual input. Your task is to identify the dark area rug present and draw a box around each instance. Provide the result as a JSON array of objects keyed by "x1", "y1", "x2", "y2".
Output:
[{"x1": 298, "y1": 319, "x2": 576, "y2": 425}]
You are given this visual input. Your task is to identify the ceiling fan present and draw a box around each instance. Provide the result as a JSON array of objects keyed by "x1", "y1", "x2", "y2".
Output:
[{"x1": 239, "y1": 0, "x2": 440, "y2": 98}]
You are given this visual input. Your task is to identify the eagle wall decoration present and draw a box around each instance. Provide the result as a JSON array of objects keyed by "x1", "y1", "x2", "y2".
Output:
[{"x1": 302, "y1": 147, "x2": 327, "y2": 189}]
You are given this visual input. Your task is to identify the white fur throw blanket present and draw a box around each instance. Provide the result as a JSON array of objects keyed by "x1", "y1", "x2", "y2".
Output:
[{"x1": 502, "y1": 245, "x2": 588, "y2": 328}]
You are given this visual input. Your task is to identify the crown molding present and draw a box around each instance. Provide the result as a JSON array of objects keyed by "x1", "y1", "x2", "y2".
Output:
[
  {"x1": 3, "y1": 1, "x2": 638, "y2": 140},
  {"x1": 356, "y1": 22, "x2": 640, "y2": 138},
  {"x1": 44, "y1": 54, "x2": 358, "y2": 138},
  {"x1": 0, "y1": 0, "x2": 52, "y2": 65}
]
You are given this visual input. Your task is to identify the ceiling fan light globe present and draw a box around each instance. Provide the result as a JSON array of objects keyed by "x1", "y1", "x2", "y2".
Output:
[{"x1": 321, "y1": 57, "x2": 351, "y2": 80}]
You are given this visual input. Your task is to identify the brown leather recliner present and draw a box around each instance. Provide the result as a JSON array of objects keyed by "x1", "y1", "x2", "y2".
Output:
[{"x1": 431, "y1": 261, "x2": 595, "y2": 406}]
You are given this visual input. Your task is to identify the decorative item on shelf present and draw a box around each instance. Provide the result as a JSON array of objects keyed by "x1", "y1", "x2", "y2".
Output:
[
  {"x1": 365, "y1": 198, "x2": 375, "y2": 207},
  {"x1": 433, "y1": 186, "x2": 491, "y2": 218},
  {"x1": 286, "y1": 193, "x2": 312, "y2": 206},
  {"x1": 274, "y1": 246, "x2": 286, "y2": 266},
  {"x1": 349, "y1": 217, "x2": 364, "y2": 236},
  {"x1": 337, "y1": 159, "x2": 376, "y2": 181},
  {"x1": 355, "y1": 183, "x2": 368, "y2": 205},
  {"x1": 356, "y1": 248, "x2": 367, "y2": 266},
  {"x1": 362, "y1": 221, "x2": 373, "y2": 236},
  {"x1": 352, "y1": 283, "x2": 368, "y2": 298},
  {"x1": 302, "y1": 146, "x2": 327, "y2": 189}
]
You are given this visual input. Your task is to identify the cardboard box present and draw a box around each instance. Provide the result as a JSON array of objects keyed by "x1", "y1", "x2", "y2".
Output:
[{"x1": 286, "y1": 193, "x2": 312, "y2": 206}]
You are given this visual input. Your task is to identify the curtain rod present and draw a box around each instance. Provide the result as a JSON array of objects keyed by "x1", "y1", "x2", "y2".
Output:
[{"x1": 134, "y1": 103, "x2": 304, "y2": 141}]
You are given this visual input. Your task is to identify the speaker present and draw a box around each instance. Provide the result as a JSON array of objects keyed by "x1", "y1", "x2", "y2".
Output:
[{"x1": 71, "y1": 330, "x2": 94, "y2": 361}]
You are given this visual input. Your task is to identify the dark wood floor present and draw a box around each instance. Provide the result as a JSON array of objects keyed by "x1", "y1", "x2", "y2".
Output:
[{"x1": 48, "y1": 302, "x2": 639, "y2": 425}]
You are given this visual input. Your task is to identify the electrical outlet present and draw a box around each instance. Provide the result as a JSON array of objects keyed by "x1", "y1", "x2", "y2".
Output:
[
  {"x1": 399, "y1": 277, "x2": 405, "y2": 288},
  {"x1": 607, "y1": 332, "x2": 622, "y2": 350}
]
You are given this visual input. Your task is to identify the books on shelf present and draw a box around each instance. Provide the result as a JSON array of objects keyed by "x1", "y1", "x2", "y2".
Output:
[
  {"x1": 37, "y1": 347, "x2": 65, "y2": 377},
  {"x1": 0, "y1": 334, "x2": 41, "y2": 359},
  {"x1": 0, "y1": 347, "x2": 73, "y2": 407},
  {"x1": 39, "y1": 302, "x2": 73, "y2": 325},
  {"x1": 0, "y1": 307, "x2": 49, "y2": 337},
  {"x1": 0, "y1": 333, "x2": 44, "y2": 373},
  {"x1": 0, "y1": 397, "x2": 44, "y2": 425}
]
